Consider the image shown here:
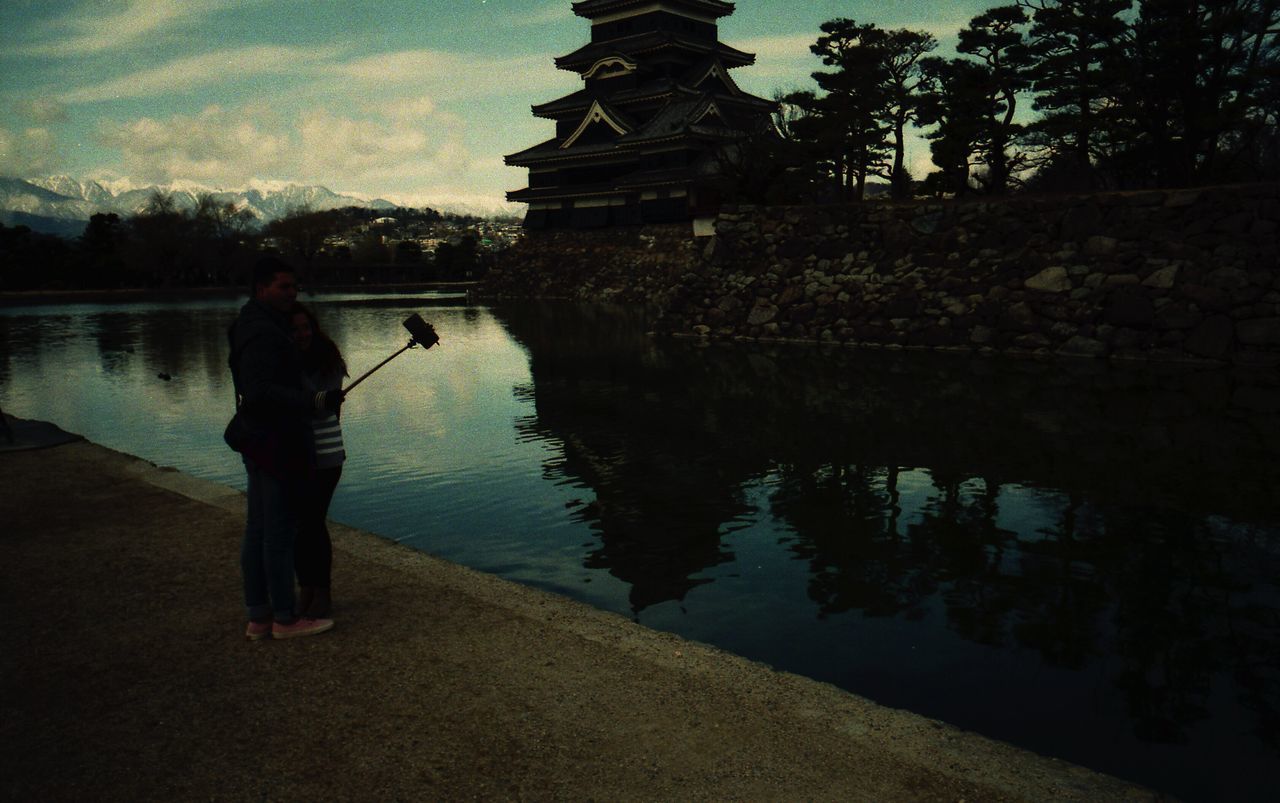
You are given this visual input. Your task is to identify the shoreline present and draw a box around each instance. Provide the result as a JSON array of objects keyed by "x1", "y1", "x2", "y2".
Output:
[
  {"x1": 0, "y1": 281, "x2": 481, "y2": 306},
  {"x1": 1, "y1": 430, "x2": 1156, "y2": 800}
]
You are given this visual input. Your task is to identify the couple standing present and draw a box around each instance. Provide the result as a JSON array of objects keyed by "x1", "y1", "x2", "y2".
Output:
[{"x1": 227, "y1": 256, "x2": 347, "y2": 640}]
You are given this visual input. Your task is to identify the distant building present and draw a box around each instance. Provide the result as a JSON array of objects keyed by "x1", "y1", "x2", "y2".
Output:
[{"x1": 505, "y1": 0, "x2": 775, "y2": 230}]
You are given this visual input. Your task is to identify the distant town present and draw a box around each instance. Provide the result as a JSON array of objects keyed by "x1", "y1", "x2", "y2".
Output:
[
  {"x1": 282, "y1": 211, "x2": 525, "y2": 265},
  {"x1": 0, "y1": 179, "x2": 528, "y2": 292}
]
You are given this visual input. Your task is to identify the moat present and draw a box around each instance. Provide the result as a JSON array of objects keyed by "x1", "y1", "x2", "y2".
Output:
[{"x1": 2, "y1": 294, "x2": 1277, "y2": 800}]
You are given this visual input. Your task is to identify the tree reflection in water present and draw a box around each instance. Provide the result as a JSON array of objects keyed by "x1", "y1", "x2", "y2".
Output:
[
  {"x1": 493, "y1": 300, "x2": 1280, "y2": 791},
  {"x1": 4, "y1": 297, "x2": 1273, "y2": 798}
]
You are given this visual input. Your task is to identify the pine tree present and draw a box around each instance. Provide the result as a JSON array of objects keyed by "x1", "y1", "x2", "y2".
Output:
[
  {"x1": 880, "y1": 29, "x2": 938, "y2": 199},
  {"x1": 1113, "y1": 0, "x2": 1280, "y2": 186},
  {"x1": 917, "y1": 57, "x2": 996, "y2": 195},
  {"x1": 958, "y1": 5, "x2": 1034, "y2": 193},
  {"x1": 804, "y1": 19, "x2": 893, "y2": 201},
  {"x1": 1019, "y1": 0, "x2": 1130, "y2": 188}
]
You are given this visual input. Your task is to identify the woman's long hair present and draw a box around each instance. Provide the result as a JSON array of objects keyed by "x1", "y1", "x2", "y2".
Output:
[{"x1": 292, "y1": 302, "x2": 348, "y2": 378}]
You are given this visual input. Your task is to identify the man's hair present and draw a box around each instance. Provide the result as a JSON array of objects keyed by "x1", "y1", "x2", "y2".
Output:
[{"x1": 251, "y1": 255, "x2": 295, "y2": 292}]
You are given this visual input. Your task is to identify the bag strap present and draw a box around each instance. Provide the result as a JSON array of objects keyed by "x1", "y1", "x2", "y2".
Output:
[{"x1": 227, "y1": 322, "x2": 244, "y2": 411}]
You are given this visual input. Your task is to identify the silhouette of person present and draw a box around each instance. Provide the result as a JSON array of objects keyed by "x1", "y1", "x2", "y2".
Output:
[
  {"x1": 227, "y1": 256, "x2": 340, "y2": 640},
  {"x1": 289, "y1": 302, "x2": 348, "y2": 619}
]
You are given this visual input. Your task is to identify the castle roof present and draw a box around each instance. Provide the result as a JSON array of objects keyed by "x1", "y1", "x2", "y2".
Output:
[
  {"x1": 571, "y1": 0, "x2": 735, "y2": 20},
  {"x1": 556, "y1": 31, "x2": 754, "y2": 72},
  {"x1": 531, "y1": 57, "x2": 773, "y2": 120}
]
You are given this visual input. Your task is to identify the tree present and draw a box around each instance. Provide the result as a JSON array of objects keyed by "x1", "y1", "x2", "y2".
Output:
[
  {"x1": 957, "y1": 5, "x2": 1034, "y2": 193},
  {"x1": 81, "y1": 212, "x2": 123, "y2": 260},
  {"x1": 918, "y1": 57, "x2": 996, "y2": 195},
  {"x1": 352, "y1": 230, "x2": 390, "y2": 265},
  {"x1": 394, "y1": 239, "x2": 423, "y2": 264},
  {"x1": 266, "y1": 207, "x2": 344, "y2": 267},
  {"x1": 714, "y1": 93, "x2": 822, "y2": 205},
  {"x1": 802, "y1": 19, "x2": 894, "y2": 201},
  {"x1": 79, "y1": 213, "x2": 131, "y2": 286},
  {"x1": 433, "y1": 236, "x2": 478, "y2": 280},
  {"x1": 1109, "y1": 0, "x2": 1280, "y2": 186},
  {"x1": 127, "y1": 190, "x2": 189, "y2": 285},
  {"x1": 879, "y1": 28, "x2": 939, "y2": 199},
  {"x1": 1019, "y1": 0, "x2": 1131, "y2": 188},
  {"x1": 0, "y1": 221, "x2": 82, "y2": 289},
  {"x1": 193, "y1": 193, "x2": 256, "y2": 284}
]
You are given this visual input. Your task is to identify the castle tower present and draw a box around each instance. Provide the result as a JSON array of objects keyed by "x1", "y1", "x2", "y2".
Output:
[{"x1": 505, "y1": 0, "x2": 775, "y2": 229}]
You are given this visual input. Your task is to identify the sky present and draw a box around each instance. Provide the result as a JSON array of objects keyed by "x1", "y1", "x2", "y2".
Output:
[{"x1": 0, "y1": 0, "x2": 998, "y2": 211}]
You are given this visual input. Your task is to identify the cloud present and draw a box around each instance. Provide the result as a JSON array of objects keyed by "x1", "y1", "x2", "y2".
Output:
[
  {"x1": 297, "y1": 111, "x2": 432, "y2": 175},
  {"x1": 506, "y1": 1, "x2": 574, "y2": 28},
  {"x1": 328, "y1": 50, "x2": 573, "y2": 100},
  {"x1": 10, "y1": 0, "x2": 256, "y2": 57},
  {"x1": 385, "y1": 96, "x2": 437, "y2": 122},
  {"x1": 0, "y1": 125, "x2": 60, "y2": 175},
  {"x1": 97, "y1": 106, "x2": 287, "y2": 185},
  {"x1": 58, "y1": 45, "x2": 337, "y2": 103},
  {"x1": 730, "y1": 34, "x2": 822, "y2": 92},
  {"x1": 92, "y1": 102, "x2": 497, "y2": 202},
  {"x1": 14, "y1": 98, "x2": 71, "y2": 124}
]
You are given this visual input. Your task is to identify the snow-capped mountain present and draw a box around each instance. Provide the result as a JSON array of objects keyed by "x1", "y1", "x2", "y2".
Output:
[{"x1": 0, "y1": 175, "x2": 459, "y2": 236}]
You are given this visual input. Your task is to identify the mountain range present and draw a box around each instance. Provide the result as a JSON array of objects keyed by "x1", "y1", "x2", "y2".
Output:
[{"x1": 0, "y1": 176, "x2": 513, "y2": 237}]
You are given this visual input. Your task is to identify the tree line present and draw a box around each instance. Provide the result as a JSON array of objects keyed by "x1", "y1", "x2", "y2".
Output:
[
  {"x1": 0, "y1": 191, "x2": 489, "y2": 292},
  {"x1": 729, "y1": 0, "x2": 1279, "y2": 202}
]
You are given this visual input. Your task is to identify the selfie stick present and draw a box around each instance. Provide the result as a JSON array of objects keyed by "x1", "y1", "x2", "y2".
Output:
[{"x1": 342, "y1": 313, "x2": 439, "y2": 395}]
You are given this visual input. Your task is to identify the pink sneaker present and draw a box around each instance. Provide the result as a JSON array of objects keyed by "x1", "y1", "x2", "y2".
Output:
[
  {"x1": 272, "y1": 617, "x2": 334, "y2": 640},
  {"x1": 245, "y1": 620, "x2": 272, "y2": 641}
]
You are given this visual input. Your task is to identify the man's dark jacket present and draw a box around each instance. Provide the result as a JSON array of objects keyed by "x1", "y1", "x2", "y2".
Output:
[{"x1": 227, "y1": 299, "x2": 313, "y2": 478}]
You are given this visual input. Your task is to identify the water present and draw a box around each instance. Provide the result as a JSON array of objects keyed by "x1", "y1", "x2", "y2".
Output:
[{"x1": 2, "y1": 294, "x2": 1278, "y2": 800}]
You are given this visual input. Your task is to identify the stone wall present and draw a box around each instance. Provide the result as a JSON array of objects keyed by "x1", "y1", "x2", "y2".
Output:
[
  {"x1": 484, "y1": 224, "x2": 701, "y2": 305},
  {"x1": 485, "y1": 183, "x2": 1280, "y2": 367}
]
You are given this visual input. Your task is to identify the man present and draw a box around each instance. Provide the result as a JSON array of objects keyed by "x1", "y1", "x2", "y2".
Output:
[{"x1": 228, "y1": 256, "x2": 341, "y2": 640}]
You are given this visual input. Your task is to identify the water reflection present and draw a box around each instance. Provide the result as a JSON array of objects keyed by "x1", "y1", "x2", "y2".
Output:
[
  {"x1": 491, "y1": 301, "x2": 1280, "y2": 799},
  {"x1": 2, "y1": 297, "x2": 1278, "y2": 800}
]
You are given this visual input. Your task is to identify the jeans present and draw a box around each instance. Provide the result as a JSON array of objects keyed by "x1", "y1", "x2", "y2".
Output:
[
  {"x1": 296, "y1": 466, "x2": 341, "y2": 589},
  {"x1": 241, "y1": 459, "x2": 298, "y2": 622}
]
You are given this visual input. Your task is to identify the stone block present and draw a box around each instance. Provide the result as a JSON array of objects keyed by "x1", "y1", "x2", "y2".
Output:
[
  {"x1": 1214, "y1": 211, "x2": 1255, "y2": 234},
  {"x1": 1184, "y1": 315, "x2": 1234, "y2": 358},
  {"x1": 884, "y1": 291, "x2": 920, "y2": 317},
  {"x1": 1057, "y1": 335, "x2": 1108, "y2": 358},
  {"x1": 716, "y1": 295, "x2": 743, "y2": 312},
  {"x1": 970, "y1": 325, "x2": 995, "y2": 345},
  {"x1": 1060, "y1": 203, "x2": 1103, "y2": 240},
  {"x1": 1084, "y1": 235, "x2": 1119, "y2": 256},
  {"x1": 1154, "y1": 305, "x2": 1203, "y2": 330},
  {"x1": 1142, "y1": 264, "x2": 1180, "y2": 289},
  {"x1": 1122, "y1": 191, "x2": 1166, "y2": 206},
  {"x1": 1014, "y1": 333, "x2": 1052, "y2": 349},
  {"x1": 1177, "y1": 283, "x2": 1231, "y2": 312},
  {"x1": 788, "y1": 303, "x2": 817, "y2": 324},
  {"x1": 999, "y1": 301, "x2": 1040, "y2": 332},
  {"x1": 1025, "y1": 266, "x2": 1072, "y2": 292},
  {"x1": 1106, "y1": 289, "x2": 1155, "y2": 328},
  {"x1": 747, "y1": 303, "x2": 779, "y2": 326},
  {"x1": 1236, "y1": 317, "x2": 1280, "y2": 346},
  {"x1": 1163, "y1": 190, "x2": 1201, "y2": 208}
]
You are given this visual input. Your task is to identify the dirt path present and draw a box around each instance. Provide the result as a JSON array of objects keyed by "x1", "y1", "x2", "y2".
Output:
[{"x1": 0, "y1": 439, "x2": 1155, "y2": 801}]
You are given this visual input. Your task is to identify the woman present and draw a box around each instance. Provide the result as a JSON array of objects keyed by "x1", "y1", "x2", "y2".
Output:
[{"x1": 290, "y1": 302, "x2": 348, "y2": 619}]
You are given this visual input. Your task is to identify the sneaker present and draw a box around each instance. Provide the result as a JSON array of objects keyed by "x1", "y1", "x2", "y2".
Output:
[
  {"x1": 272, "y1": 617, "x2": 334, "y2": 640},
  {"x1": 245, "y1": 620, "x2": 272, "y2": 641}
]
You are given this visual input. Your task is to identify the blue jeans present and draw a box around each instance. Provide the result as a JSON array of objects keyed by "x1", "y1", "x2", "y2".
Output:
[{"x1": 241, "y1": 459, "x2": 298, "y2": 622}]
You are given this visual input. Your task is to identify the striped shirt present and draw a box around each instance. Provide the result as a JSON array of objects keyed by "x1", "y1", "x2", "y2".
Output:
[{"x1": 307, "y1": 366, "x2": 347, "y2": 469}]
